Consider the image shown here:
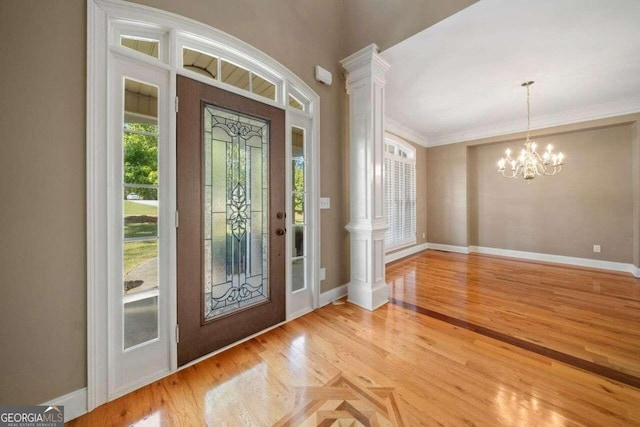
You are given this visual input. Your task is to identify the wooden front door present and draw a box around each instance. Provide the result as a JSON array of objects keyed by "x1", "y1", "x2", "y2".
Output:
[{"x1": 176, "y1": 75, "x2": 286, "y2": 366}]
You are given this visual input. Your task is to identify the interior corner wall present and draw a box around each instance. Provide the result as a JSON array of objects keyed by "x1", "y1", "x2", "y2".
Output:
[
  {"x1": 342, "y1": 0, "x2": 478, "y2": 53},
  {"x1": 428, "y1": 120, "x2": 637, "y2": 264},
  {"x1": 426, "y1": 144, "x2": 468, "y2": 247}
]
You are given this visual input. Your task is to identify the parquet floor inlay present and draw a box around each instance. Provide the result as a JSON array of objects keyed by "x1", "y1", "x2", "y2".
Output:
[{"x1": 274, "y1": 372, "x2": 403, "y2": 426}]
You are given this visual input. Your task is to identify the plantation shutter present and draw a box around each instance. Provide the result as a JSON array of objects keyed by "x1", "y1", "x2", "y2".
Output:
[
  {"x1": 384, "y1": 139, "x2": 416, "y2": 250},
  {"x1": 384, "y1": 156, "x2": 394, "y2": 243}
]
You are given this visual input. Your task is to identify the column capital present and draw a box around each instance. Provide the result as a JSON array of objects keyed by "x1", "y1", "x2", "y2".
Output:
[{"x1": 340, "y1": 44, "x2": 391, "y2": 85}]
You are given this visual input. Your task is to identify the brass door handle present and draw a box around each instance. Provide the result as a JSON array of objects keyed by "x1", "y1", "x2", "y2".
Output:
[{"x1": 275, "y1": 228, "x2": 286, "y2": 236}]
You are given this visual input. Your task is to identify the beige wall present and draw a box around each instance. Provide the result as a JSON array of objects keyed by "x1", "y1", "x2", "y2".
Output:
[
  {"x1": 427, "y1": 116, "x2": 640, "y2": 265},
  {"x1": 386, "y1": 133, "x2": 428, "y2": 255},
  {"x1": 427, "y1": 143, "x2": 468, "y2": 246},
  {"x1": 469, "y1": 125, "x2": 633, "y2": 262},
  {"x1": 344, "y1": 0, "x2": 478, "y2": 52},
  {"x1": 0, "y1": 0, "x2": 87, "y2": 405}
]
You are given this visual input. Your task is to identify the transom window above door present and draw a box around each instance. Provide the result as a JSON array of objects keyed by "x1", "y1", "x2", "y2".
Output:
[{"x1": 110, "y1": 21, "x2": 312, "y2": 113}]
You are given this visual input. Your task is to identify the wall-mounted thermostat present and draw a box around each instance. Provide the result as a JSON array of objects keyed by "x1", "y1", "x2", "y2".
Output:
[{"x1": 315, "y1": 65, "x2": 332, "y2": 86}]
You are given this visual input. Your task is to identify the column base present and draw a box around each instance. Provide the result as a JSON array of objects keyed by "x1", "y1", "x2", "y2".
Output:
[{"x1": 347, "y1": 280, "x2": 389, "y2": 311}]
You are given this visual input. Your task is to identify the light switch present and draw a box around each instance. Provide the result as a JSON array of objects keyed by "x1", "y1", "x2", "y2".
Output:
[{"x1": 320, "y1": 197, "x2": 330, "y2": 209}]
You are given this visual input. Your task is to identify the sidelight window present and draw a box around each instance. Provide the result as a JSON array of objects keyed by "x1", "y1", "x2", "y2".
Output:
[
  {"x1": 291, "y1": 126, "x2": 307, "y2": 292},
  {"x1": 122, "y1": 78, "x2": 160, "y2": 349}
]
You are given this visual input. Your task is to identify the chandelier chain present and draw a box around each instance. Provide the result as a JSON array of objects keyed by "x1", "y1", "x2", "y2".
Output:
[{"x1": 526, "y1": 83, "x2": 531, "y2": 141}]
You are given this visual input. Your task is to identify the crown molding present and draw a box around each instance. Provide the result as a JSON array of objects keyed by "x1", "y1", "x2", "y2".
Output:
[
  {"x1": 385, "y1": 116, "x2": 429, "y2": 147},
  {"x1": 426, "y1": 97, "x2": 640, "y2": 147}
]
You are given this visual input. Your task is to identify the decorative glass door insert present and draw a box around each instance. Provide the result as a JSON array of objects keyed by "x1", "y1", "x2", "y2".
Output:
[{"x1": 203, "y1": 105, "x2": 269, "y2": 321}]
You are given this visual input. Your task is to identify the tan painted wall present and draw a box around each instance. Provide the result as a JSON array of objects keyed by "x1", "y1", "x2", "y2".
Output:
[
  {"x1": 0, "y1": 0, "x2": 87, "y2": 405},
  {"x1": 428, "y1": 117, "x2": 639, "y2": 265},
  {"x1": 386, "y1": 133, "x2": 428, "y2": 255},
  {"x1": 344, "y1": 0, "x2": 478, "y2": 52},
  {"x1": 469, "y1": 125, "x2": 634, "y2": 262},
  {"x1": 427, "y1": 144, "x2": 468, "y2": 246}
]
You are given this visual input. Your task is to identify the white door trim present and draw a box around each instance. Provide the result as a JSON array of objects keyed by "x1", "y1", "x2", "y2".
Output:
[
  {"x1": 287, "y1": 114, "x2": 317, "y2": 319},
  {"x1": 87, "y1": 0, "x2": 320, "y2": 410}
]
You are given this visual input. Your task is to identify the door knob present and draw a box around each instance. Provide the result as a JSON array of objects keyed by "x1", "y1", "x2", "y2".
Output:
[
  {"x1": 275, "y1": 228, "x2": 286, "y2": 236},
  {"x1": 276, "y1": 212, "x2": 285, "y2": 219}
]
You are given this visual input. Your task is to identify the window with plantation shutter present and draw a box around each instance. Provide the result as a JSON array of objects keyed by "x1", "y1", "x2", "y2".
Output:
[{"x1": 384, "y1": 136, "x2": 416, "y2": 251}]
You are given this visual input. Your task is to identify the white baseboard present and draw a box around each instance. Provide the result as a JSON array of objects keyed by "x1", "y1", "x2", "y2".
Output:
[
  {"x1": 42, "y1": 387, "x2": 87, "y2": 422},
  {"x1": 427, "y1": 243, "x2": 470, "y2": 254},
  {"x1": 319, "y1": 283, "x2": 349, "y2": 307},
  {"x1": 423, "y1": 243, "x2": 640, "y2": 278},
  {"x1": 385, "y1": 243, "x2": 428, "y2": 263},
  {"x1": 469, "y1": 245, "x2": 640, "y2": 277}
]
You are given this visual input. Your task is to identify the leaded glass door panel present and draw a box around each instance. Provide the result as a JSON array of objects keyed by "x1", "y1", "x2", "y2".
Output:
[{"x1": 177, "y1": 76, "x2": 285, "y2": 366}]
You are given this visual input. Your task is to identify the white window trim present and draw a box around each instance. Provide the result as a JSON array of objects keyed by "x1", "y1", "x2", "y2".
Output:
[
  {"x1": 384, "y1": 133, "x2": 417, "y2": 253},
  {"x1": 88, "y1": 0, "x2": 320, "y2": 410}
]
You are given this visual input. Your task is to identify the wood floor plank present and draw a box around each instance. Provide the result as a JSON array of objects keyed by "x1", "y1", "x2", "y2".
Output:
[{"x1": 70, "y1": 250, "x2": 640, "y2": 426}]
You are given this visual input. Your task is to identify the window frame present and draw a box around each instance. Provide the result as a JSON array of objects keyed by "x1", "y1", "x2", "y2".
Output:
[{"x1": 384, "y1": 134, "x2": 417, "y2": 252}]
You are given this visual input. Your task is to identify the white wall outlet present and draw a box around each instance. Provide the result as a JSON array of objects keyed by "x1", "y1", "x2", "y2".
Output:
[
  {"x1": 422, "y1": 232, "x2": 426, "y2": 239},
  {"x1": 319, "y1": 267, "x2": 326, "y2": 281},
  {"x1": 593, "y1": 244, "x2": 601, "y2": 253},
  {"x1": 320, "y1": 197, "x2": 331, "y2": 209}
]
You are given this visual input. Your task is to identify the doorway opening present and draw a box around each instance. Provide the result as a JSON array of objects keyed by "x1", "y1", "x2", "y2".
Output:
[{"x1": 88, "y1": 0, "x2": 320, "y2": 409}]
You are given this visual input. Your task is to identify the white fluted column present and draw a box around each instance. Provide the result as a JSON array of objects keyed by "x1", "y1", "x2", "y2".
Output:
[{"x1": 340, "y1": 44, "x2": 390, "y2": 311}]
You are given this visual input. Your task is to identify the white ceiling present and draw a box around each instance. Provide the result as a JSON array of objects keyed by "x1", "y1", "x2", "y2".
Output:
[{"x1": 382, "y1": 0, "x2": 640, "y2": 147}]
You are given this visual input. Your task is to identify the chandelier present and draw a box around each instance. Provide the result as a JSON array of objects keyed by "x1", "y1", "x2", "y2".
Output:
[{"x1": 497, "y1": 81, "x2": 564, "y2": 179}]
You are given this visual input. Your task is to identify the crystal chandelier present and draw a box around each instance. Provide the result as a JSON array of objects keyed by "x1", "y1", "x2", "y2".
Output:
[{"x1": 497, "y1": 81, "x2": 564, "y2": 179}]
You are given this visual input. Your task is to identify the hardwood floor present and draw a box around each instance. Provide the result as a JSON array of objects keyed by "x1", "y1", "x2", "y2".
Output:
[
  {"x1": 387, "y1": 251, "x2": 640, "y2": 380},
  {"x1": 69, "y1": 250, "x2": 640, "y2": 426}
]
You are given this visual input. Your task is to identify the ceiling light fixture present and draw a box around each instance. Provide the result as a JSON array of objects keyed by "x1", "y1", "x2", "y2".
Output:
[{"x1": 497, "y1": 81, "x2": 564, "y2": 180}]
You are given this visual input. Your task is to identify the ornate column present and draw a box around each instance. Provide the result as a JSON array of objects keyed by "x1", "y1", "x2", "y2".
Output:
[{"x1": 340, "y1": 44, "x2": 390, "y2": 310}]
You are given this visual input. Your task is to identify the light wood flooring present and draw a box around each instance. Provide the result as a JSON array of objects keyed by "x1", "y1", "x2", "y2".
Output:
[{"x1": 69, "y1": 250, "x2": 640, "y2": 426}]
